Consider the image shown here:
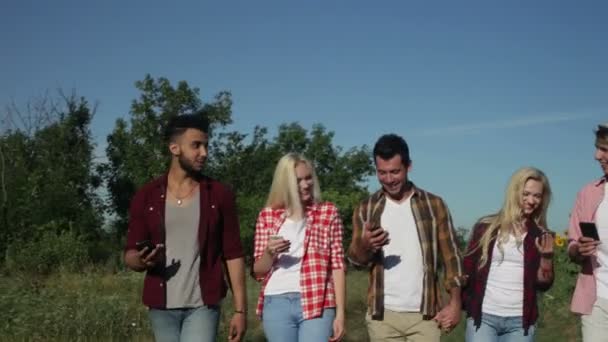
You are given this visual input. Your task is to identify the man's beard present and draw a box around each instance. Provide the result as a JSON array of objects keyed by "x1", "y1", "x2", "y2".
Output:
[{"x1": 178, "y1": 155, "x2": 203, "y2": 178}]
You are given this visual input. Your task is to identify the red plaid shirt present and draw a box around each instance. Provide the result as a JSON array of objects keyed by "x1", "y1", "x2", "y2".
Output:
[{"x1": 252, "y1": 202, "x2": 345, "y2": 319}]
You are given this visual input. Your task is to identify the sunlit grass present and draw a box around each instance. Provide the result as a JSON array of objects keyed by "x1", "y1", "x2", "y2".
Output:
[{"x1": 0, "y1": 252, "x2": 582, "y2": 341}]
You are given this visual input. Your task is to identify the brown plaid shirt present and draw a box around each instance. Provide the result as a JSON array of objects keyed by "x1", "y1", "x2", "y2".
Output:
[{"x1": 347, "y1": 182, "x2": 466, "y2": 320}]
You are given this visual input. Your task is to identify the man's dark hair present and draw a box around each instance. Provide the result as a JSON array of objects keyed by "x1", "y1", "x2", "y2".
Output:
[
  {"x1": 596, "y1": 123, "x2": 608, "y2": 144},
  {"x1": 163, "y1": 113, "x2": 210, "y2": 142},
  {"x1": 373, "y1": 134, "x2": 411, "y2": 166}
]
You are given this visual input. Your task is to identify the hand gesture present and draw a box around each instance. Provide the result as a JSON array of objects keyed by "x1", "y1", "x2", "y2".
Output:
[
  {"x1": 265, "y1": 236, "x2": 290, "y2": 258},
  {"x1": 432, "y1": 302, "x2": 460, "y2": 333},
  {"x1": 361, "y1": 223, "x2": 390, "y2": 253},
  {"x1": 227, "y1": 313, "x2": 246, "y2": 342},
  {"x1": 329, "y1": 315, "x2": 345, "y2": 341},
  {"x1": 577, "y1": 236, "x2": 601, "y2": 257},
  {"x1": 535, "y1": 232, "x2": 554, "y2": 255},
  {"x1": 139, "y1": 244, "x2": 164, "y2": 269}
]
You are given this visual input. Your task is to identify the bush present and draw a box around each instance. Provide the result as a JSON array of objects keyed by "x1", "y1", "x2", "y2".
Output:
[{"x1": 5, "y1": 224, "x2": 89, "y2": 275}]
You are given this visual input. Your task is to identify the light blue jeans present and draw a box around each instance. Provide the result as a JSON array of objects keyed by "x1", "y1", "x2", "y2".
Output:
[
  {"x1": 262, "y1": 292, "x2": 336, "y2": 342},
  {"x1": 466, "y1": 313, "x2": 536, "y2": 342},
  {"x1": 148, "y1": 305, "x2": 220, "y2": 342}
]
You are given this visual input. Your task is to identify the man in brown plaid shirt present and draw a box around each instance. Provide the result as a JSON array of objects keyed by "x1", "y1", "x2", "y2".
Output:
[{"x1": 348, "y1": 134, "x2": 466, "y2": 342}]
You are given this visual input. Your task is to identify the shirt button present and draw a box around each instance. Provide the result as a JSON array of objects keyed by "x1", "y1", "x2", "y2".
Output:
[{"x1": 160, "y1": 283, "x2": 164, "y2": 287}]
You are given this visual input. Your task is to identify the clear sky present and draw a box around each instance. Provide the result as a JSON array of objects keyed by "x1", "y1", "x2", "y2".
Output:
[{"x1": 2, "y1": 0, "x2": 607, "y2": 231}]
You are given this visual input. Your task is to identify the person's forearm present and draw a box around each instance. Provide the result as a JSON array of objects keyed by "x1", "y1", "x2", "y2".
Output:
[
  {"x1": 332, "y1": 268, "x2": 346, "y2": 318},
  {"x1": 252, "y1": 250, "x2": 274, "y2": 278},
  {"x1": 447, "y1": 287, "x2": 462, "y2": 307},
  {"x1": 537, "y1": 257, "x2": 554, "y2": 284},
  {"x1": 347, "y1": 238, "x2": 374, "y2": 266},
  {"x1": 226, "y1": 257, "x2": 247, "y2": 312}
]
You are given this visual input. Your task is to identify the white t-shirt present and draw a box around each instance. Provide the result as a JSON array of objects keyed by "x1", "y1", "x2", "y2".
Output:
[
  {"x1": 264, "y1": 218, "x2": 307, "y2": 295},
  {"x1": 594, "y1": 183, "x2": 608, "y2": 300},
  {"x1": 482, "y1": 233, "x2": 525, "y2": 317},
  {"x1": 381, "y1": 195, "x2": 424, "y2": 312}
]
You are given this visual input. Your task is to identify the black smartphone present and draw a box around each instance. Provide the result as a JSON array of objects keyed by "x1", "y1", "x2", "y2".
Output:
[
  {"x1": 580, "y1": 222, "x2": 600, "y2": 241},
  {"x1": 136, "y1": 239, "x2": 156, "y2": 257}
]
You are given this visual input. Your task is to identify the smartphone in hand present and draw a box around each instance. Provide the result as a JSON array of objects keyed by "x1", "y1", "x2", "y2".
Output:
[
  {"x1": 136, "y1": 240, "x2": 156, "y2": 257},
  {"x1": 580, "y1": 222, "x2": 600, "y2": 241}
]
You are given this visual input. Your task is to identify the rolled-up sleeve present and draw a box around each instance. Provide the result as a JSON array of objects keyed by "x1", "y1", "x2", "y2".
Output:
[
  {"x1": 329, "y1": 206, "x2": 345, "y2": 270},
  {"x1": 436, "y1": 198, "x2": 467, "y2": 290},
  {"x1": 567, "y1": 189, "x2": 584, "y2": 255},
  {"x1": 346, "y1": 203, "x2": 374, "y2": 268},
  {"x1": 252, "y1": 209, "x2": 272, "y2": 281}
]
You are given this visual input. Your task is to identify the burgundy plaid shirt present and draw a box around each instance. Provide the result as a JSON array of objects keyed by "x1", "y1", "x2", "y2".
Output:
[
  {"x1": 252, "y1": 202, "x2": 345, "y2": 319},
  {"x1": 462, "y1": 220, "x2": 554, "y2": 335}
]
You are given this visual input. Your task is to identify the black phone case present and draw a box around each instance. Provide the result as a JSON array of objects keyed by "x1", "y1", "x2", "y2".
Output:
[
  {"x1": 136, "y1": 240, "x2": 155, "y2": 255},
  {"x1": 580, "y1": 222, "x2": 600, "y2": 241}
]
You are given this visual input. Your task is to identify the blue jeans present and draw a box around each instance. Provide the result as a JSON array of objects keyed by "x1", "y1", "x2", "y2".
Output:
[
  {"x1": 148, "y1": 306, "x2": 220, "y2": 342},
  {"x1": 262, "y1": 292, "x2": 336, "y2": 342},
  {"x1": 466, "y1": 313, "x2": 536, "y2": 342}
]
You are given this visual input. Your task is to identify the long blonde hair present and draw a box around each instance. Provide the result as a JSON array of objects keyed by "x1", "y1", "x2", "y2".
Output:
[
  {"x1": 265, "y1": 153, "x2": 322, "y2": 218},
  {"x1": 471, "y1": 167, "x2": 552, "y2": 269}
]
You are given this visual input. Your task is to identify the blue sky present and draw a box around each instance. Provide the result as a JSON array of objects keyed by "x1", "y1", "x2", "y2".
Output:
[{"x1": 1, "y1": 0, "x2": 607, "y2": 230}]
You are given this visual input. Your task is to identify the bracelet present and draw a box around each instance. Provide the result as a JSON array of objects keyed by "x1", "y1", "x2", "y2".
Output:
[
  {"x1": 234, "y1": 310, "x2": 246, "y2": 314},
  {"x1": 540, "y1": 252, "x2": 554, "y2": 259}
]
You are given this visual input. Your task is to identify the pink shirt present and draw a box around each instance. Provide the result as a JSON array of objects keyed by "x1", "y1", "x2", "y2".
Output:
[{"x1": 568, "y1": 177, "x2": 606, "y2": 314}]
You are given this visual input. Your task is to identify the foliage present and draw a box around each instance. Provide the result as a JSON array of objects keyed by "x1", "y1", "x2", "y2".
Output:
[
  {"x1": 5, "y1": 222, "x2": 89, "y2": 275},
  {"x1": 0, "y1": 270, "x2": 151, "y2": 340},
  {"x1": 0, "y1": 93, "x2": 103, "y2": 259}
]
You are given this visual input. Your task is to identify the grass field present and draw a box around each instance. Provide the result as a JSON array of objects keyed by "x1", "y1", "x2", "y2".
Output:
[{"x1": 0, "y1": 261, "x2": 581, "y2": 341}]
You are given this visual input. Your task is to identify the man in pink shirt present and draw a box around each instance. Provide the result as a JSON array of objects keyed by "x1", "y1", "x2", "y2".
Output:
[{"x1": 568, "y1": 122, "x2": 608, "y2": 342}]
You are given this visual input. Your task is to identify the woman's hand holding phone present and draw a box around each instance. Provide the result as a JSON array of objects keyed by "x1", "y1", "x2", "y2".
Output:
[{"x1": 266, "y1": 235, "x2": 290, "y2": 257}]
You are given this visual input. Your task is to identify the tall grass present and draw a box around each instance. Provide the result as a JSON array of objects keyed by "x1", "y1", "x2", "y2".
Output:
[{"x1": 0, "y1": 241, "x2": 581, "y2": 341}]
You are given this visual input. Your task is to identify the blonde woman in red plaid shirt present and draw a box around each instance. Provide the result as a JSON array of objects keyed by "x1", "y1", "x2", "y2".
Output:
[{"x1": 252, "y1": 153, "x2": 346, "y2": 342}]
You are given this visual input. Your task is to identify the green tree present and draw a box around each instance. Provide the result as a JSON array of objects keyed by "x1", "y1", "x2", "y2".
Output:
[{"x1": 0, "y1": 93, "x2": 103, "y2": 260}]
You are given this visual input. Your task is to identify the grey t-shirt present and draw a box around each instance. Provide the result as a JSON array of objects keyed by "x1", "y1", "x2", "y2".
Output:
[{"x1": 164, "y1": 192, "x2": 203, "y2": 308}]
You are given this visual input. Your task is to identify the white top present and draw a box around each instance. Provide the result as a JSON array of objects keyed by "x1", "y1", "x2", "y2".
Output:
[
  {"x1": 264, "y1": 218, "x2": 307, "y2": 295},
  {"x1": 482, "y1": 233, "x2": 525, "y2": 317},
  {"x1": 594, "y1": 182, "x2": 608, "y2": 300},
  {"x1": 381, "y1": 195, "x2": 424, "y2": 312}
]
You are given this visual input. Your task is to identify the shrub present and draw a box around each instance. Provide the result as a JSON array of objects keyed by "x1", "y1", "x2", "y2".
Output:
[{"x1": 5, "y1": 223, "x2": 89, "y2": 275}]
